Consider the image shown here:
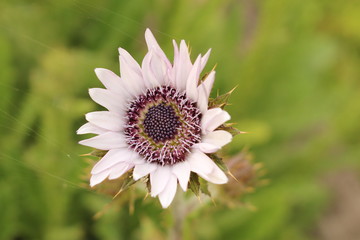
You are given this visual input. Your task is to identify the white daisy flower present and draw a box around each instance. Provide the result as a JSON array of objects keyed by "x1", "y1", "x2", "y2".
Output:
[{"x1": 78, "y1": 29, "x2": 232, "y2": 208}]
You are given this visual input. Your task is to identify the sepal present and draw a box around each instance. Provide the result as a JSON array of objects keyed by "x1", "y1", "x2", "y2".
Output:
[
  {"x1": 208, "y1": 86, "x2": 236, "y2": 109},
  {"x1": 89, "y1": 149, "x2": 108, "y2": 158},
  {"x1": 189, "y1": 172, "x2": 200, "y2": 196},
  {"x1": 217, "y1": 123, "x2": 242, "y2": 137},
  {"x1": 208, "y1": 153, "x2": 228, "y2": 172}
]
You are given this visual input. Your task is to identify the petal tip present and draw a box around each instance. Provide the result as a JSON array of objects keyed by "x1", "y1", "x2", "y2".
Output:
[
  {"x1": 76, "y1": 129, "x2": 84, "y2": 135},
  {"x1": 218, "y1": 173, "x2": 229, "y2": 184},
  {"x1": 224, "y1": 111, "x2": 231, "y2": 122},
  {"x1": 118, "y1": 47, "x2": 126, "y2": 56},
  {"x1": 133, "y1": 173, "x2": 142, "y2": 181},
  {"x1": 90, "y1": 180, "x2": 101, "y2": 187},
  {"x1": 88, "y1": 88, "x2": 95, "y2": 95},
  {"x1": 159, "y1": 199, "x2": 171, "y2": 209},
  {"x1": 145, "y1": 28, "x2": 152, "y2": 35}
]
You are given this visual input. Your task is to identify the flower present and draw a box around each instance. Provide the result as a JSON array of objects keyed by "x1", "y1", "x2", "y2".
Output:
[{"x1": 77, "y1": 29, "x2": 233, "y2": 208}]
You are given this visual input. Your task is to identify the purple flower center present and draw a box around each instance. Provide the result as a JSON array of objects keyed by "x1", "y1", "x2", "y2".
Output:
[
  {"x1": 143, "y1": 103, "x2": 181, "y2": 143},
  {"x1": 124, "y1": 86, "x2": 202, "y2": 166}
]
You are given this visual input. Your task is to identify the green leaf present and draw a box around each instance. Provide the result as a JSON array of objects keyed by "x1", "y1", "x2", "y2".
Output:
[
  {"x1": 208, "y1": 154, "x2": 228, "y2": 172},
  {"x1": 145, "y1": 176, "x2": 151, "y2": 193},
  {"x1": 218, "y1": 123, "x2": 242, "y2": 136},
  {"x1": 89, "y1": 149, "x2": 108, "y2": 158},
  {"x1": 189, "y1": 172, "x2": 200, "y2": 196},
  {"x1": 208, "y1": 86, "x2": 236, "y2": 109},
  {"x1": 200, "y1": 72, "x2": 210, "y2": 82},
  {"x1": 119, "y1": 173, "x2": 136, "y2": 192},
  {"x1": 199, "y1": 178, "x2": 211, "y2": 197}
]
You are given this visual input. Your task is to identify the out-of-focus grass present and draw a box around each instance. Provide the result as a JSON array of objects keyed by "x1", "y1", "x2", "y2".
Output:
[{"x1": 1, "y1": 0, "x2": 360, "y2": 239}]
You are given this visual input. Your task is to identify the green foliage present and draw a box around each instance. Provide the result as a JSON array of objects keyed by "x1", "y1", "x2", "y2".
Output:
[
  {"x1": 208, "y1": 86, "x2": 236, "y2": 109},
  {"x1": 1, "y1": 0, "x2": 360, "y2": 239},
  {"x1": 209, "y1": 153, "x2": 228, "y2": 172},
  {"x1": 118, "y1": 173, "x2": 137, "y2": 194},
  {"x1": 189, "y1": 172, "x2": 201, "y2": 197},
  {"x1": 89, "y1": 149, "x2": 108, "y2": 158}
]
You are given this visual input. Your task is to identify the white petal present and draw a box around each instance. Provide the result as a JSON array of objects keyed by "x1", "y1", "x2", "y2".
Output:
[
  {"x1": 197, "y1": 71, "x2": 215, "y2": 114},
  {"x1": 174, "y1": 40, "x2": 192, "y2": 91},
  {"x1": 108, "y1": 163, "x2": 133, "y2": 180},
  {"x1": 118, "y1": 48, "x2": 142, "y2": 73},
  {"x1": 169, "y1": 40, "x2": 179, "y2": 86},
  {"x1": 201, "y1": 108, "x2": 222, "y2": 127},
  {"x1": 90, "y1": 169, "x2": 111, "y2": 187},
  {"x1": 200, "y1": 49, "x2": 211, "y2": 73},
  {"x1": 186, "y1": 55, "x2": 201, "y2": 101},
  {"x1": 142, "y1": 51, "x2": 162, "y2": 88},
  {"x1": 172, "y1": 40, "x2": 179, "y2": 62},
  {"x1": 91, "y1": 148, "x2": 136, "y2": 174},
  {"x1": 142, "y1": 51, "x2": 168, "y2": 87},
  {"x1": 94, "y1": 68, "x2": 124, "y2": 94},
  {"x1": 203, "y1": 165, "x2": 228, "y2": 184},
  {"x1": 201, "y1": 108, "x2": 231, "y2": 134},
  {"x1": 202, "y1": 130, "x2": 232, "y2": 148},
  {"x1": 197, "y1": 83, "x2": 209, "y2": 114},
  {"x1": 151, "y1": 51, "x2": 168, "y2": 85},
  {"x1": 187, "y1": 151, "x2": 213, "y2": 175},
  {"x1": 188, "y1": 150, "x2": 228, "y2": 185},
  {"x1": 79, "y1": 132, "x2": 127, "y2": 150},
  {"x1": 132, "y1": 156, "x2": 146, "y2": 165},
  {"x1": 85, "y1": 111, "x2": 124, "y2": 132},
  {"x1": 198, "y1": 71, "x2": 215, "y2": 100},
  {"x1": 158, "y1": 175, "x2": 177, "y2": 208},
  {"x1": 133, "y1": 163, "x2": 158, "y2": 180},
  {"x1": 118, "y1": 50, "x2": 144, "y2": 97},
  {"x1": 77, "y1": 122, "x2": 107, "y2": 135},
  {"x1": 144, "y1": 28, "x2": 171, "y2": 68},
  {"x1": 205, "y1": 110, "x2": 231, "y2": 133},
  {"x1": 193, "y1": 142, "x2": 220, "y2": 153},
  {"x1": 88, "y1": 88, "x2": 125, "y2": 113},
  {"x1": 150, "y1": 166, "x2": 171, "y2": 197},
  {"x1": 172, "y1": 161, "x2": 190, "y2": 191}
]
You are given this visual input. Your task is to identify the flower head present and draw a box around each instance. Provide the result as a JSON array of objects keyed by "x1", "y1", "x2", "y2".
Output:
[{"x1": 78, "y1": 29, "x2": 233, "y2": 208}]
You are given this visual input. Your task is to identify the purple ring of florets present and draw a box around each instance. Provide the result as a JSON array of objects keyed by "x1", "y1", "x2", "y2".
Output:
[{"x1": 124, "y1": 86, "x2": 202, "y2": 166}]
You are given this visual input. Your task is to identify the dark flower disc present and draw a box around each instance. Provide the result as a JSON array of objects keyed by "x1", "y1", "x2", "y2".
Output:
[{"x1": 124, "y1": 86, "x2": 202, "y2": 165}]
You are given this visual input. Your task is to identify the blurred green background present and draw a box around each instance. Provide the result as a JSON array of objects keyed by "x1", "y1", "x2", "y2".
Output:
[{"x1": 1, "y1": 0, "x2": 360, "y2": 239}]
